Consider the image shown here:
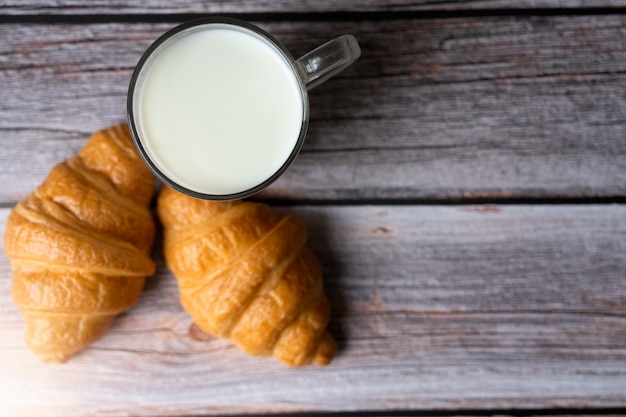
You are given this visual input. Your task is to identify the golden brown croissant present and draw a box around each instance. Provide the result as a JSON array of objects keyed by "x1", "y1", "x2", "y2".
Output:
[
  {"x1": 157, "y1": 186, "x2": 336, "y2": 367},
  {"x1": 3, "y1": 124, "x2": 156, "y2": 363}
]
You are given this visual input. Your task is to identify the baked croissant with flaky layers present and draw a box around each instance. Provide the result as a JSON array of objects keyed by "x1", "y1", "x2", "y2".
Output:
[
  {"x1": 3, "y1": 124, "x2": 156, "y2": 363},
  {"x1": 157, "y1": 186, "x2": 336, "y2": 367}
]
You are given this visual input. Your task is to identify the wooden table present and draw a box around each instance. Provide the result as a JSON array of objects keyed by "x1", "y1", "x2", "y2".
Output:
[{"x1": 1, "y1": 2, "x2": 625, "y2": 416}]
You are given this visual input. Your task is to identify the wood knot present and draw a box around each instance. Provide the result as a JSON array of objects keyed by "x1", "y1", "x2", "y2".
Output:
[
  {"x1": 372, "y1": 226, "x2": 391, "y2": 235},
  {"x1": 188, "y1": 323, "x2": 213, "y2": 342}
]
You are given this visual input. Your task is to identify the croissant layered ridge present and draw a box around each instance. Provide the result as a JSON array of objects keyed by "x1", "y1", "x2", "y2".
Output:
[
  {"x1": 157, "y1": 186, "x2": 336, "y2": 367},
  {"x1": 3, "y1": 124, "x2": 156, "y2": 363}
]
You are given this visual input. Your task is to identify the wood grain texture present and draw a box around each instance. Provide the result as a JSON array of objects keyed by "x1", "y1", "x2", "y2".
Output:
[
  {"x1": 1, "y1": 204, "x2": 625, "y2": 416},
  {"x1": 1, "y1": 16, "x2": 626, "y2": 203},
  {"x1": 3, "y1": 0, "x2": 626, "y2": 15}
]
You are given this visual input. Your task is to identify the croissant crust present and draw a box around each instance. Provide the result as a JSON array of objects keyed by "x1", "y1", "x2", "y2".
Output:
[
  {"x1": 3, "y1": 124, "x2": 156, "y2": 363},
  {"x1": 157, "y1": 186, "x2": 336, "y2": 367}
]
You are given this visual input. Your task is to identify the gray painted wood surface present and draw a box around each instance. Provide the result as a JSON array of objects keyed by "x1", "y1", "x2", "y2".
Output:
[
  {"x1": 3, "y1": 0, "x2": 626, "y2": 14},
  {"x1": 2, "y1": 1, "x2": 626, "y2": 415},
  {"x1": 1, "y1": 204, "x2": 625, "y2": 416},
  {"x1": 2, "y1": 16, "x2": 626, "y2": 203}
]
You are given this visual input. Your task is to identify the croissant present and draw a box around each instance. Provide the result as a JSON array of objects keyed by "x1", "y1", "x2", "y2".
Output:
[
  {"x1": 3, "y1": 124, "x2": 156, "y2": 363},
  {"x1": 157, "y1": 186, "x2": 336, "y2": 367}
]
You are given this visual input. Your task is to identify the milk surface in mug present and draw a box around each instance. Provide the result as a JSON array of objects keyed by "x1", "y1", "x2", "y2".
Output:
[{"x1": 136, "y1": 25, "x2": 304, "y2": 195}]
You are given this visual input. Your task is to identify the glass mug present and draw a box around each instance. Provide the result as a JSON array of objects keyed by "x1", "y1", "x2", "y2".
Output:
[{"x1": 127, "y1": 17, "x2": 361, "y2": 200}]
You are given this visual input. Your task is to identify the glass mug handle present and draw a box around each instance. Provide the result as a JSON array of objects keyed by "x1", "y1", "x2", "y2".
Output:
[{"x1": 296, "y1": 34, "x2": 361, "y2": 90}]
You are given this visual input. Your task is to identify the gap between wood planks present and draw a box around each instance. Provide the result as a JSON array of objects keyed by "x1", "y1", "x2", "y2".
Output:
[
  {"x1": 186, "y1": 408, "x2": 626, "y2": 417},
  {"x1": 2, "y1": 8, "x2": 626, "y2": 24},
  {"x1": 259, "y1": 196, "x2": 626, "y2": 207},
  {"x1": 0, "y1": 196, "x2": 625, "y2": 210}
]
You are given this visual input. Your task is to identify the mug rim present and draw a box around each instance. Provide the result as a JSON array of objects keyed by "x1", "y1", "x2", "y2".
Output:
[{"x1": 127, "y1": 17, "x2": 310, "y2": 201}]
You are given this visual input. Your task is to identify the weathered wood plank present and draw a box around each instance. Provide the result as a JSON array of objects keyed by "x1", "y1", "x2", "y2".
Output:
[
  {"x1": 1, "y1": 204, "x2": 625, "y2": 416},
  {"x1": 1, "y1": 16, "x2": 626, "y2": 203},
  {"x1": 2, "y1": 0, "x2": 626, "y2": 15}
]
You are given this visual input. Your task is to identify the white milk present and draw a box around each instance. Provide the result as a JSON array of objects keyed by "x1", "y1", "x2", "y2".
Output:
[{"x1": 136, "y1": 25, "x2": 304, "y2": 195}]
